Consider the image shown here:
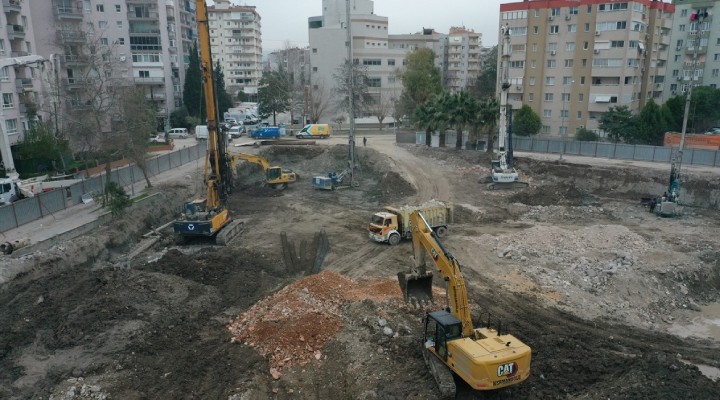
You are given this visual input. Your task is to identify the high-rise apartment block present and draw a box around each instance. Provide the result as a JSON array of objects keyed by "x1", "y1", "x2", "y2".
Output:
[
  {"x1": 208, "y1": 0, "x2": 263, "y2": 101},
  {"x1": 499, "y1": 0, "x2": 675, "y2": 136},
  {"x1": 308, "y1": 0, "x2": 445, "y2": 122},
  {"x1": 446, "y1": 26, "x2": 483, "y2": 93},
  {"x1": 664, "y1": 0, "x2": 720, "y2": 99},
  {"x1": 26, "y1": 0, "x2": 197, "y2": 135},
  {"x1": 1, "y1": 0, "x2": 40, "y2": 146}
]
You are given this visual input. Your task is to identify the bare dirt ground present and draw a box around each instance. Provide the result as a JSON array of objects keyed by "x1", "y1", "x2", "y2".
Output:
[{"x1": 2, "y1": 133, "x2": 720, "y2": 399}]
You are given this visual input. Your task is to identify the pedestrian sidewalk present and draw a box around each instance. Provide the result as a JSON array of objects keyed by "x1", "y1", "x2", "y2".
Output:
[{"x1": 1, "y1": 158, "x2": 204, "y2": 250}]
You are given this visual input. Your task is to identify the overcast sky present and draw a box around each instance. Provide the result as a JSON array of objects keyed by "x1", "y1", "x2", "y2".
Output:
[{"x1": 231, "y1": 0, "x2": 506, "y2": 52}]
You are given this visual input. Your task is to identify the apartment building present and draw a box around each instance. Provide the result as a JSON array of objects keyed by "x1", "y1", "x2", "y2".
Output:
[
  {"x1": 25, "y1": 0, "x2": 193, "y2": 137},
  {"x1": 664, "y1": 0, "x2": 720, "y2": 100},
  {"x1": 308, "y1": 0, "x2": 444, "y2": 122},
  {"x1": 208, "y1": 0, "x2": 262, "y2": 101},
  {"x1": 499, "y1": 0, "x2": 674, "y2": 137},
  {"x1": 445, "y1": 26, "x2": 483, "y2": 92},
  {"x1": 1, "y1": 0, "x2": 43, "y2": 147}
]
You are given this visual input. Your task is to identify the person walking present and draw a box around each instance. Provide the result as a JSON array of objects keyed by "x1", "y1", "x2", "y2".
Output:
[{"x1": 363, "y1": 136, "x2": 367, "y2": 147}]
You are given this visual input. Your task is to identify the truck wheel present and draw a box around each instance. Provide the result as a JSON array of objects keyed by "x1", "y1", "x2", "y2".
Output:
[
  {"x1": 388, "y1": 233, "x2": 401, "y2": 246},
  {"x1": 435, "y1": 226, "x2": 448, "y2": 237}
]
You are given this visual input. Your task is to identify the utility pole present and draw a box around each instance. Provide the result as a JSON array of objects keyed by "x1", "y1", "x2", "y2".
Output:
[{"x1": 346, "y1": 0, "x2": 357, "y2": 186}]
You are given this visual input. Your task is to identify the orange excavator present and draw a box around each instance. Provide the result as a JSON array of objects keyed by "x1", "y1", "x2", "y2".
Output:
[{"x1": 398, "y1": 211, "x2": 532, "y2": 398}]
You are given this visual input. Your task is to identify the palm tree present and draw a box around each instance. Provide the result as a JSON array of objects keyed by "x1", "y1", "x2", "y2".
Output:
[
  {"x1": 478, "y1": 97, "x2": 499, "y2": 153},
  {"x1": 414, "y1": 102, "x2": 437, "y2": 146},
  {"x1": 446, "y1": 91, "x2": 479, "y2": 149},
  {"x1": 432, "y1": 92, "x2": 454, "y2": 148}
]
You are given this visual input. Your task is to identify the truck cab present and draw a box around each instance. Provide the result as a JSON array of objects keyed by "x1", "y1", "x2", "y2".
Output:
[
  {"x1": 0, "y1": 178, "x2": 20, "y2": 204},
  {"x1": 368, "y1": 212, "x2": 400, "y2": 245}
]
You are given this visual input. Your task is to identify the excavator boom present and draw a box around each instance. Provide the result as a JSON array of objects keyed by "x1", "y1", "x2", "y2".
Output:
[
  {"x1": 232, "y1": 153, "x2": 298, "y2": 190},
  {"x1": 398, "y1": 211, "x2": 531, "y2": 395}
]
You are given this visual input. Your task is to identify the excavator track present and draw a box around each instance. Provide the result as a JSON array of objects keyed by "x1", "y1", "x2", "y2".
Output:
[
  {"x1": 423, "y1": 347, "x2": 456, "y2": 400},
  {"x1": 215, "y1": 219, "x2": 244, "y2": 245},
  {"x1": 487, "y1": 181, "x2": 529, "y2": 190}
]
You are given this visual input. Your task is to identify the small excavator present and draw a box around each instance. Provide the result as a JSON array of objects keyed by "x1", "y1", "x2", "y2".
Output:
[
  {"x1": 172, "y1": 0, "x2": 243, "y2": 245},
  {"x1": 398, "y1": 211, "x2": 531, "y2": 398},
  {"x1": 231, "y1": 153, "x2": 298, "y2": 190},
  {"x1": 488, "y1": 24, "x2": 528, "y2": 190}
]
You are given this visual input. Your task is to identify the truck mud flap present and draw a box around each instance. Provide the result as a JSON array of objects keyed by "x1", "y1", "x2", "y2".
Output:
[{"x1": 397, "y1": 271, "x2": 434, "y2": 302}]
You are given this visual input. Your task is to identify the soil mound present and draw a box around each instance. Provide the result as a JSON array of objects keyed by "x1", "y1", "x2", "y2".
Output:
[{"x1": 509, "y1": 182, "x2": 596, "y2": 206}]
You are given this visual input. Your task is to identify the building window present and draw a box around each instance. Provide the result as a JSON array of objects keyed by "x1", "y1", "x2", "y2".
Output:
[
  {"x1": 560, "y1": 110, "x2": 568, "y2": 118},
  {"x1": 577, "y1": 111, "x2": 582, "y2": 119},
  {"x1": 611, "y1": 41, "x2": 625, "y2": 48},
  {"x1": 5, "y1": 119, "x2": 17, "y2": 134},
  {"x1": 543, "y1": 109, "x2": 552, "y2": 117},
  {"x1": 118, "y1": 38, "x2": 125, "y2": 45},
  {"x1": 583, "y1": 41, "x2": 589, "y2": 50},
  {"x1": 546, "y1": 77, "x2": 556, "y2": 85},
  {"x1": 99, "y1": 21, "x2": 107, "y2": 29},
  {"x1": 363, "y1": 59, "x2": 381, "y2": 66},
  {"x1": 578, "y1": 93, "x2": 584, "y2": 101},
  {"x1": 531, "y1": 60, "x2": 537, "y2": 68},
  {"x1": 551, "y1": 8, "x2": 561, "y2": 16},
  {"x1": 367, "y1": 78, "x2": 381, "y2": 87},
  {"x1": 312, "y1": 48, "x2": 317, "y2": 53},
  {"x1": 2, "y1": 93, "x2": 14, "y2": 109},
  {"x1": 132, "y1": 53, "x2": 161, "y2": 62},
  {"x1": 535, "y1": 9, "x2": 540, "y2": 17},
  {"x1": 96, "y1": 4, "x2": 104, "y2": 12},
  {"x1": 510, "y1": 61, "x2": 525, "y2": 68},
  {"x1": 542, "y1": 125, "x2": 551, "y2": 134},
  {"x1": 544, "y1": 93, "x2": 554, "y2": 101},
  {"x1": 680, "y1": 9, "x2": 687, "y2": 17},
  {"x1": 115, "y1": 4, "x2": 121, "y2": 12},
  {"x1": 563, "y1": 76, "x2": 573, "y2": 85},
  {"x1": 532, "y1": 43, "x2": 538, "y2": 52},
  {"x1": 0, "y1": 67, "x2": 8, "y2": 82},
  {"x1": 138, "y1": 70, "x2": 149, "y2": 78},
  {"x1": 570, "y1": 7, "x2": 579, "y2": 15},
  {"x1": 565, "y1": 59, "x2": 574, "y2": 68},
  {"x1": 117, "y1": 21, "x2": 123, "y2": 28},
  {"x1": 561, "y1": 93, "x2": 571, "y2": 102},
  {"x1": 712, "y1": 69, "x2": 719, "y2": 77},
  {"x1": 529, "y1": 93, "x2": 534, "y2": 101},
  {"x1": 387, "y1": 59, "x2": 395, "y2": 66},
  {"x1": 548, "y1": 42, "x2": 557, "y2": 51},
  {"x1": 550, "y1": 25, "x2": 559, "y2": 34},
  {"x1": 547, "y1": 59, "x2": 556, "y2": 68},
  {"x1": 568, "y1": 24, "x2": 577, "y2": 33},
  {"x1": 580, "y1": 76, "x2": 586, "y2": 84},
  {"x1": 566, "y1": 42, "x2": 575, "y2": 51},
  {"x1": 312, "y1": 66, "x2": 317, "y2": 72},
  {"x1": 679, "y1": 24, "x2": 685, "y2": 32},
  {"x1": 533, "y1": 26, "x2": 539, "y2": 34},
  {"x1": 101, "y1": 37, "x2": 109, "y2": 45},
  {"x1": 529, "y1": 77, "x2": 536, "y2": 85}
]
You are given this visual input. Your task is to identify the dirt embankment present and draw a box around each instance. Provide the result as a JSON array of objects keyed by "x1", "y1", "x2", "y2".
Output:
[{"x1": 1, "y1": 141, "x2": 720, "y2": 399}]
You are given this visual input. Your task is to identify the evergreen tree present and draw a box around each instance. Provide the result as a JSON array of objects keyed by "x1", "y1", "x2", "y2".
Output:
[
  {"x1": 513, "y1": 105, "x2": 541, "y2": 136},
  {"x1": 214, "y1": 60, "x2": 234, "y2": 118},
  {"x1": 399, "y1": 48, "x2": 442, "y2": 121},
  {"x1": 183, "y1": 42, "x2": 203, "y2": 120}
]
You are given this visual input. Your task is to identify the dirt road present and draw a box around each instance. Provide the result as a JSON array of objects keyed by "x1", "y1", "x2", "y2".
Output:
[{"x1": 1, "y1": 135, "x2": 720, "y2": 399}]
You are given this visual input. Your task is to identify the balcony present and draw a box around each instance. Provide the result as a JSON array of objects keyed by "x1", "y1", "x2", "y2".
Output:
[
  {"x1": 10, "y1": 51, "x2": 28, "y2": 57},
  {"x1": 6, "y1": 24, "x2": 25, "y2": 40},
  {"x1": 53, "y1": 5, "x2": 83, "y2": 19},
  {"x1": 57, "y1": 30, "x2": 86, "y2": 42},
  {"x1": 127, "y1": 11, "x2": 159, "y2": 20},
  {"x1": 129, "y1": 27, "x2": 161, "y2": 35},
  {"x1": 134, "y1": 76, "x2": 165, "y2": 85},
  {"x1": 66, "y1": 77, "x2": 85, "y2": 88},
  {"x1": 166, "y1": 0, "x2": 175, "y2": 7},
  {"x1": 146, "y1": 92, "x2": 166, "y2": 100},
  {"x1": 686, "y1": 46, "x2": 707, "y2": 55},
  {"x1": 3, "y1": 0, "x2": 21, "y2": 13},
  {"x1": 15, "y1": 78, "x2": 33, "y2": 91},
  {"x1": 63, "y1": 54, "x2": 83, "y2": 64}
]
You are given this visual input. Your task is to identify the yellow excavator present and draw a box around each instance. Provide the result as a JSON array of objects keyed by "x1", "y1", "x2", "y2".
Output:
[
  {"x1": 231, "y1": 153, "x2": 298, "y2": 190},
  {"x1": 398, "y1": 211, "x2": 531, "y2": 398},
  {"x1": 172, "y1": 0, "x2": 243, "y2": 245}
]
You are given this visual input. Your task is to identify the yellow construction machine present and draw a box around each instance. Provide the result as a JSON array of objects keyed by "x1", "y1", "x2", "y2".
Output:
[
  {"x1": 398, "y1": 211, "x2": 531, "y2": 398},
  {"x1": 232, "y1": 153, "x2": 298, "y2": 190},
  {"x1": 172, "y1": 0, "x2": 243, "y2": 245}
]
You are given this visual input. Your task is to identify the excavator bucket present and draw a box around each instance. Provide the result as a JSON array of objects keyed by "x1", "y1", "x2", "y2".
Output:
[{"x1": 397, "y1": 271, "x2": 434, "y2": 302}]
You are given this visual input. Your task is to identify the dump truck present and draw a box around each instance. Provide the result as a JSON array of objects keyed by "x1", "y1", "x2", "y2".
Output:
[{"x1": 368, "y1": 201, "x2": 452, "y2": 245}]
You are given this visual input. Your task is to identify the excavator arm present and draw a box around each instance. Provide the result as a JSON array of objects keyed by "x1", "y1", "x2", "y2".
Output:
[
  {"x1": 409, "y1": 211, "x2": 473, "y2": 337},
  {"x1": 233, "y1": 153, "x2": 271, "y2": 172}
]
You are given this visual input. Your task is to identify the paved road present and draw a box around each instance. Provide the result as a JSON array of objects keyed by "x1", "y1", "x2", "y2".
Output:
[{"x1": 1, "y1": 142, "x2": 206, "y2": 249}]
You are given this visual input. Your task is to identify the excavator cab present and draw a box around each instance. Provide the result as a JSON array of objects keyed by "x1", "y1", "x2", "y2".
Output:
[
  {"x1": 266, "y1": 166, "x2": 282, "y2": 182},
  {"x1": 424, "y1": 311, "x2": 462, "y2": 361}
]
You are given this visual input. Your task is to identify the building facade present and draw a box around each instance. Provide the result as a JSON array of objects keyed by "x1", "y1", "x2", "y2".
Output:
[
  {"x1": 445, "y1": 26, "x2": 483, "y2": 92},
  {"x1": 499, "y1": 0, "x2": 675, "y2": 137},
  {"x1": 664, "y1": 0, "x2": 720, "y2": 101},
  {"x1": 1, "y1": 0, "x2": 42, "y2": 146},
  {"x1": 208, "y1": 0, "x2": 262, "y2": 101},
  {"x1": 308, "y1": 0, "x2": 444, "y2": 123}
]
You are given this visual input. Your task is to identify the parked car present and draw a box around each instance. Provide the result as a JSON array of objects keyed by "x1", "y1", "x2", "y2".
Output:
[
  {"x1": 195, "y1": 125, "x2": 208, "y2": 140},
  {"x1": 704, "y1": 127, "x2": 720, "y2": 135},
  {"x1": 228, "y1": 125, "x2": 243, "y2": 138},
  {"x1": 168, "y1": 128, "x2": 189, "y2": 138},
  {"x1": 150, "y1": 134, "x2": 168, "y2": 144}
]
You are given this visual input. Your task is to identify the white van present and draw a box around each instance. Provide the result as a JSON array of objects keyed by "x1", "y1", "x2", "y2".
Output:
[
  {"x1": 168, "y1": 128, "x2": 189, "y2": 138},
  {"x1": 228, "y1": 126, "x2": 243, "y2": 138},
  {"x1": 195, "y1": 125, "x2": 208, "y2": 140}
]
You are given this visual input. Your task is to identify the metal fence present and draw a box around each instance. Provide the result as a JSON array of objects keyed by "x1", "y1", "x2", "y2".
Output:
[
  {"x1": 0, "y1": 143, "x2": 205, "y2": 233},
  {"x1": 413, "y1": 133, "x2": 720, "y2": 167}
]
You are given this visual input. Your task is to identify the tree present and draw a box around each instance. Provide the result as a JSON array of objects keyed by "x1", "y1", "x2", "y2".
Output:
[
  {"x1": 688, "y1": 86, "x2": 720, "y2": 132},
  {"x1": 635, "y1": 100, "x2": 672, "y2": 145},
  {"x1": 371, "y1": 90, "x2": 394, "y2": 130},
  {"x1": 333, "y1": 60, "x2": 373, "y2": 117},
  {"x1": 214, "y1": 60, "x2": 234, "y2": 118},
  {"x1": 575, "y1": 127, "x2": 599, "y2": 142},
  {"x1": 414, "y1": 101, "x2": 439, "y2": 146},
  {"x1": 308, "y1": 81, "x2": 331, "y2": 123},
  {"x1": 663, "y1": 95, "x2": 685, "y2": 132},
  {"x1": 258, "y1": 70, "x2": 291, "y2": 125},
  {"x1": 398, "y1": 48, "x2": 442, "y2": 120},
  {"x1": 599, "y1": 105, "x2": 636, "y2": 143},
  {"x1": 13, "y1": 122, "x2": 70, "y2": 174},
  {"x1": 183, "y1": 42, "x2": 203, "y2": 120},
  {"x1": 443, "y1": 91, "x2": 478, "y2": 149},
  {"x1": 472, "y1": 46, "x2": 497, "y2": 100},
  {"x1": 512, "y1": 105, "x2": 541, "y2": 136},
  {"x1": 478, "y1": 97, "x2": 499, "y2": 153},
  {"x1": 113, "y1": 88, "x2": 156, "y2": 188},
  {"x1": 170, "y1": 107, "x2": 191, "y2": 130}
]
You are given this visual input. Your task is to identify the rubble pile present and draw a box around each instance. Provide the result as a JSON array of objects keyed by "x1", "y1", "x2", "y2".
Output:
[{"x1": 228, "y1": 271, "x2": 402, "y2": 372}]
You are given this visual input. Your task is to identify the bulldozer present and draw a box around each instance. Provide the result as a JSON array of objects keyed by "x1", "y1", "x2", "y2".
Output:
[
  {"x1": 398, "y1": 211, "x2": 532, "y2": 398},
  {"x1": 231, "y1": 153, "x2": 298, "y2": 190}
]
